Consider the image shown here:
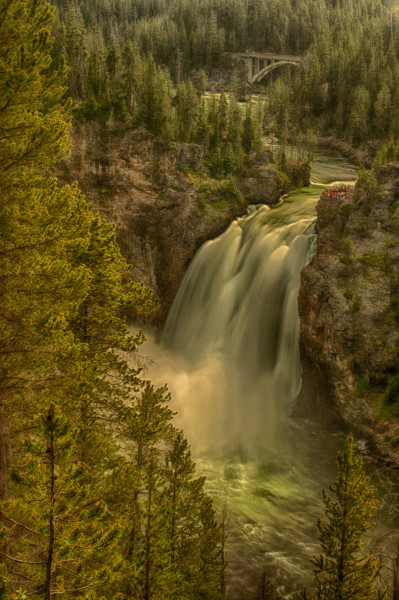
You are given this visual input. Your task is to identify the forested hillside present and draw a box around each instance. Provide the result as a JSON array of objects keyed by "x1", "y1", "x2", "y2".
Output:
[
  {"x1": 0, "y1": 0, "x2": 225, "y2": 597},
  {"x1": 51, "y1": 0, "x2": 399, "y2": 148},
  {"x1": 5, "y1": 0, "x2": 399, "y2": 597}
]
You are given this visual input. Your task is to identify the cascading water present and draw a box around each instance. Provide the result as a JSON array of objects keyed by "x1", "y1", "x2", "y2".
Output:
[
  {"x1": 141, "y1": 151, "x2": 359, "y2": 598},
  {"x1": 162, "y1": 201, "x2": 317, "y2": 455}
]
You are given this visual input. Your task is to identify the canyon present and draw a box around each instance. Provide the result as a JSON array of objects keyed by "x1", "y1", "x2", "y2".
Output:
[{"x1": 58, "y1": 122, "x2": 308, "y2": 323}]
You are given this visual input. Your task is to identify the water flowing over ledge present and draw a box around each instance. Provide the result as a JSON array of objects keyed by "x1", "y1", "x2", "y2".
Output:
[
  {"x1": 162, "y1": 201, "x2": 317, "y2": 456},
  {"x1": 139, "y1": 150, "x2": 359, "y2": 598}
]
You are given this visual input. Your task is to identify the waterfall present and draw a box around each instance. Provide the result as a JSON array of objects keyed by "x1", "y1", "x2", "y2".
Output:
[
  {"x1": 162, "y1": 199, "x2": 317, "y2": 456},
  {"x1": 141, "y1": 155, "x2": 358, "y2": 598}
]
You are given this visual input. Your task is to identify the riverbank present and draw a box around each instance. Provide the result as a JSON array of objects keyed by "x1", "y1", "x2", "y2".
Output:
[{"x1": 317, "y1": 134, "x2": 376, "y2": 168}]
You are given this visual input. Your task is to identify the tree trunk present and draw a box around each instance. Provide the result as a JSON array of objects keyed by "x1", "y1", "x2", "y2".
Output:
[
  {"x1": 394, "y1": 540, "x2": 399, "y2": 600},
  {"x1": 126, "y1": 444, "x2": 144, "y2": 597},
  {"x1": 144, "y1": 463, "x2": 154, "y2": 600},
  {"x1": 44, "y1": 407, "x2": 56, "y2": 600}
]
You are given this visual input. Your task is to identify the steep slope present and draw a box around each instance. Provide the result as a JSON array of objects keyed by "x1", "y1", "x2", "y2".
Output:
[
  {"x1": 58, "y1": 122, "x2": 307, "y2": 323},
  {"x1": 298, "y1": 163, "x2": 399, "y2": 462}
]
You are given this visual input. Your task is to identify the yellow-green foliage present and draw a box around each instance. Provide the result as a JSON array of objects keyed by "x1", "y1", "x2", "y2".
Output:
[{"x1": 0, "y1": 1, "x2": 224, "y2": 598}]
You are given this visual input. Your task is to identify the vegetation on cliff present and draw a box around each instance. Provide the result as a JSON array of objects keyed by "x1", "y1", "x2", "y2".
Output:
[
  {"x1": 48, "y1": 0, "x2": 399, "y2": 151},
  {"x1": 5, "y1": 0, "x2": 399, "y2": 597},
  {"x1": 0, "y1": 0, "x2": 225, "y2": 597},
  {"x1": 299, "y1": 162, "x2": 399, "y2": 452}
]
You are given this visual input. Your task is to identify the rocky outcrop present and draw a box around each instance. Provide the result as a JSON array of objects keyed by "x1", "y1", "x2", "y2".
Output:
[
  {"x1": 317, "y1": 135, "x2": 376, "y2": 168},
  {"x1": 298, "y1": 163, "x2": 399, "y2": 462},
  {"x1": 58, "y1": 121, "x2": 302, "y2": 324}
]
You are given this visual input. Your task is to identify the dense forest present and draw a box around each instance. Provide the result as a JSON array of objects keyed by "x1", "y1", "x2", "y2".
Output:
[
  {"x1": 3, "y1": 0, "x2": 399, "y2": 597},
  {"x1": 0, "y1": 1, "x2": 226, "y2": 597},
  {"x1": 50, "y1": 0, "x2": 399, "y2": 148}
]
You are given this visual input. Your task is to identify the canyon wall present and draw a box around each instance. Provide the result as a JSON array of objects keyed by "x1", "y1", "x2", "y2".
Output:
[
  {"x1": 59, "y1": 122, "x2": 307, "y2": 323},
  {"x1": 298, "y1": 163, "x2": 399, "y2": 462}
]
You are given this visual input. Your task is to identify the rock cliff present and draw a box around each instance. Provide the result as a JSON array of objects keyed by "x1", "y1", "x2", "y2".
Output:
[
  {"x1": 298, "y1": 163, "x2": 399, "y2": 462},
  {"x1": 59, "y1": 122, "x2": 307, "y2": 324}
]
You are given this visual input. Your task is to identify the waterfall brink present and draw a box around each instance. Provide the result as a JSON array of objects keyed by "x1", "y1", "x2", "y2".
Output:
[{"x1": 162, "y1": 199, "x2": 317, "y2": 457}]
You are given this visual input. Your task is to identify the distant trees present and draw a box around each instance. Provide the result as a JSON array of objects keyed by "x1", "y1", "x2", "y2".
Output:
[
  {"x1": 47, "y1": 0, "x2": 399, "y2": 146},
  {"x1": 266, "y1": 0, "x2": 399, "y2": 145}
]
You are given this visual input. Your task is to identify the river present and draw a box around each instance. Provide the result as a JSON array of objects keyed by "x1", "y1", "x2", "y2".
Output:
[{"x1": 137, "y1": 149, "x2": 366, "y2": 598}]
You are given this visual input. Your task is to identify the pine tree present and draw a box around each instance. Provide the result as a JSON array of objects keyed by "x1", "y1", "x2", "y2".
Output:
[
  {"x1": 195, "y1": 495, "x2": 224, "y2": 600},
  {"x1": 64, "y1": 0, "x2": 87, "y2": 99},
  {"x1": 348, "y1": 85, "x2": 371, "y2": 145},
  {"x1": 175, "y1": 78, "x2": 198, "y2": 141},
  {"x1": 2, "y1": 402, "x2": 117, "y2": 597},
  {"x1": 207, "y1": 95, "x2": 220, "y2": 152},
  {"x1": 242, "y1": 105, "x2": 256, "y2": 154},
  {"x1": 253, "y1": 570, "x2": 282, "y2": 600},
  {"x1": 218, "y1": 92, "x2": 229, "y2": 139},
  {"x1": 121, "y1": 382, "x2": 175, "y2": 597},
  {"x1": 140, "y1": 56, "x2": 172, "y2": 137},
  {"x1": 195, "y1": 68, "x2": 207, "y2": 97},
  {"x1": 0, "y1": 3, "x2": 226, "y2": 600},
  {"x1": 122, "y1": 40, "x2": 143, "y2": 117},
  {"x1": 0, "y1": 0, "x2": 95, "y2": 501},
  {"x1": 227, "y1": 93, "x2": 243, "y2": 151},
  {"x1": 302, "y1": 434, "x2": 387, "y2": 600},
  {"x1": 221, "y1": 142, "x2": 236, "y2": 175},
  {"x1": 194, "y1": 99, "x2": 209, "y2": 143}
]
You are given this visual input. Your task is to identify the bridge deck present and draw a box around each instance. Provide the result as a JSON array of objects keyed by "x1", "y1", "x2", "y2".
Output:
[{"x1": 231, "y1": 52, "x2": 301, "y2": 62}]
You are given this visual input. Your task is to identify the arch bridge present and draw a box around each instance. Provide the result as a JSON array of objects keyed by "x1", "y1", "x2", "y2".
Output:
[{"x1": 231, "y1": 52, "x2": 302, "y2": 84}]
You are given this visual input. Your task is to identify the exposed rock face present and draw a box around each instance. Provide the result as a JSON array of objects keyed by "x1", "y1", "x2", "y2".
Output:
[
  {"x1": 317, "y1": 135, "x2": 376, "y2": 168},
  {"x1": 59, "y1": 122, "x2": 302, "y2": 324},
  {"x1": 298, "y1": 163, "x2": 399, "y2": 461}
]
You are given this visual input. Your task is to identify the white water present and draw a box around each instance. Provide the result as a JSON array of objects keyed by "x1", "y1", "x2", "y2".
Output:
[
  {"x1": 162, "y1": 202, "x2": 316, "y2": 457},
  {"x1": 139, "y1": 151, "x2": 359, "y2": 598}
]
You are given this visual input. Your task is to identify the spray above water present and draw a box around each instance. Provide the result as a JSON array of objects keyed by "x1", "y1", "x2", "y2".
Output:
[{"x1": 162, "y1": 201, "x2": 317, "y2": 456}]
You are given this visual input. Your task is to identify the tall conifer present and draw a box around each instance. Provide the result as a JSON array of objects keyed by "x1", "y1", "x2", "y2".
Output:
[{"x1": 299, "y1": 434, "x2": 387, "y2": 600}]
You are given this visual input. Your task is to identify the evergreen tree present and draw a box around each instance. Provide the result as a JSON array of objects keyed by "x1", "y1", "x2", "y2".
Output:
[
  {"x1": 0, "y1": 3, "x2": 226, "y2": 600},
  {"x1": 242, "y1": 105, "x2": 256, "y2": 154},
  {"x1": 122, "y1": 41, "x2": 143, "y2": 118},
  {"x1": 221, "y1": 142, "x2": 236, "y2": 175},
  {"x1": 218, "y1": 92, "x2": 229, "y2": 139},
  {"x1": 194, "y1": 99, "x2": 209, "y2": 143},
  {"x1": 0, "y1": 0, "x2": 94, "y2": 502},
  {"x1": 299, "y1": 434, "x2": 387, "y2": 600},
  {"x1": 2, "y1": 402, "x2": 117, "y2": 597},
  {"x1": 64, "y1": 0, "x2": 87, "y2": 99},
  {"x1": 195, "y1": 68, "x2": 207, "y2": 97},
  {"x1": 253, "y1": 570, "x2": 282, "y2": 600},
  {"x1": 348, "y1": 85, "x2": 371, "y2": 145},
  {"x1": 121, "y1": 382, "x2": 175, "y2": 597},
  {"x1": 207, "y1": 95, "x2": 220, "y2": 151},
  {"x1": 162, "y1": 431, "x2": 225, "y2": 599},
  {"x1": 227, "y1": 93, "x2": 243, "y2": 155},
  {"x1": 175, "y1": 78, "x2": 198, "y2": 141},
  {"x1": 140, "y1": 56, "x2": 172, "y2": 137}
]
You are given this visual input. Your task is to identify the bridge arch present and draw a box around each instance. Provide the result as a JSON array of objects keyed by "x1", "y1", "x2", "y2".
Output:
[
  {"x1": 250, "y1": 59, "x2": 300, "y2": 84},
  {"x1": 230, "y1": 52, "x2": 302, "y2": 84}
]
